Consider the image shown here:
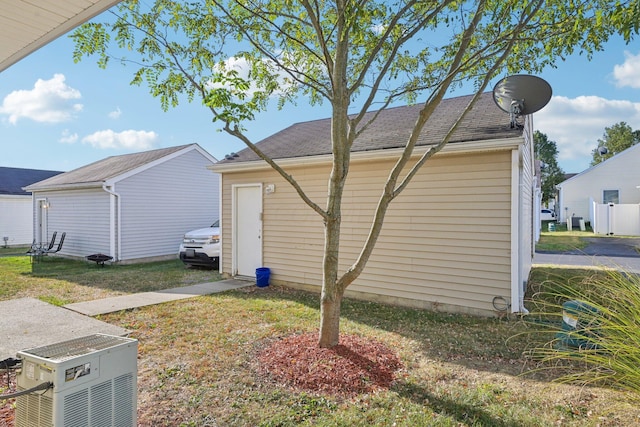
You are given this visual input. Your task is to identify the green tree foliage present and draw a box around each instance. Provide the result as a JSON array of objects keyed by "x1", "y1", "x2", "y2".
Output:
[
  {"x1": 591, "y1": 121, "x2": 640, "y2": 165},
  {"x1": 534, "y1": 131, "x2": 564, "y2": 205},
  {"x1": 72, "y1": 0, "x2": 639, "y2": 347}
]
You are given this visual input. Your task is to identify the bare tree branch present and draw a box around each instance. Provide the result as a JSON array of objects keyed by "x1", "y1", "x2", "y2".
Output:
[
  {"x1": 223, "y1": 124, "x2": 329, "y2": 219},
  {"x1": 337, "y1": 0, "x2": 491, "y2": 290}
]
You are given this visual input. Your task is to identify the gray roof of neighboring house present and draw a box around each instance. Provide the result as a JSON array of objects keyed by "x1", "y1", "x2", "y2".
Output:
[
  {"x1": 0, "y1": 167, "x2": 63, "y2": 195},
  {"x1": 25, "y1": 144, "x2": 208, "y2": 191},
  {"x1": 220, "y1": 92, "x2": 522, "y2": 164}
]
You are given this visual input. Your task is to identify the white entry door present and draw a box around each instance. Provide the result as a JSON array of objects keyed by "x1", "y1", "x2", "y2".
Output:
[{"x1": 233, "y1": 184, "x2": 263, "y2": 277}]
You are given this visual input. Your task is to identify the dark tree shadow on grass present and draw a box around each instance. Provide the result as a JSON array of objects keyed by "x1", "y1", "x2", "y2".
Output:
[{"x1": 393, "y1": 381, "x2": 523, "y2": 427}]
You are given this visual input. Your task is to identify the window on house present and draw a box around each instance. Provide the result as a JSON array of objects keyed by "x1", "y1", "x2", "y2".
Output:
[{"x1": 603, "y1": 190, "x2": 619, "y2": 204}]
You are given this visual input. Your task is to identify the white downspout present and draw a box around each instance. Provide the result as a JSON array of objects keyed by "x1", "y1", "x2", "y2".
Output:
[
  {"x1": 510, "y1": 148, "x2": 523, "y2": 314},
  {"x1": 557, "y1": 185, "x2": 566, "y2": 224},
  {"x1": 102, "y1": 184, "x2": 121, "y2": 261}
]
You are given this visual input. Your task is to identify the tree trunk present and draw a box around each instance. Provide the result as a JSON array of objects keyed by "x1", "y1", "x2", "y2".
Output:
[
  {"x1": 319, "y1": 286, "x2": 343, "y2": 347},
  {"x1": 319, "y1": 210, "x2": 343, "y2": 348},
  {"x1": 317, "y1": 0, "x2": 354, "y2": 348}
]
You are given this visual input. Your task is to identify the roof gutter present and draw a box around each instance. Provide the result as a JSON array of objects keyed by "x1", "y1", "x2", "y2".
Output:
[
  {"x1": 210, "y1": 137, "x2": 524, "y2": 173},
  {"x1": 102, "y1": 184, "x2": 121, "y2": 262},
  {"x1": 24, "y1": 181, "x2": 105, "y2": 192}
]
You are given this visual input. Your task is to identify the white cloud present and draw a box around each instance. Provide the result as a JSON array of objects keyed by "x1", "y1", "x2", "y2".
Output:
[
  {"x1": 211, "y1": 57, "x2": 260, "y2": 96},
  {"x1": 108, "y1": 107, "x2": 122, "y2": 119},
  {"x1": 211, "y1": 56, "x2": 296, "y2": 97},
  {"x1": 534, "y1": 95, "x2": 640, "y2": 171},
  {"x1": 59, "y1": 129, "x2": 78, "y2": 144},
  {"x1": 371, "y1": 23, "x2": 386, "y2": 35},
  {"x1": 0, "y1": 74, "x2": 83, "y2": 124},
  {"x1": 81, "y1": 129, "x2": 159, "y2": 150},
  {"x1": 613, "y1": 51, "x2": 640, "y2": 89}
]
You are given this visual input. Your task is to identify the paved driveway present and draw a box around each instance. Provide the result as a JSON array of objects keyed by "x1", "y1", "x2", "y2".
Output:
[
  {"x1": 534, "y1": 237, "x2": 640, "y2": 273},
  {"x1": 560, "y1": 237, "x2": 640, "y2": 257}
]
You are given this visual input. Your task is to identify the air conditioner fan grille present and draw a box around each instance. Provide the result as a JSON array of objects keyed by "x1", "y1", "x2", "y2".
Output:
[{"x1": 21, "y1": 334, "x2": 131, "y2": 362}]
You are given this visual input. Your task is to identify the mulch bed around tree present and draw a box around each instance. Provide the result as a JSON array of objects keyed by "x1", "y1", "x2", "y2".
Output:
[
  {"x1": 255, "y1": 332, "x2": 404, "y2": 398},
  {"x1": 0, "y1": 370, "x2": 16, "y2": 427}
]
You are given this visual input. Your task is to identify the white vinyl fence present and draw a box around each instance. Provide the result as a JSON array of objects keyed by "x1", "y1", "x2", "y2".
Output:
[{"x1": 592, "y1": 201, "x2": 640, "y2": 236}]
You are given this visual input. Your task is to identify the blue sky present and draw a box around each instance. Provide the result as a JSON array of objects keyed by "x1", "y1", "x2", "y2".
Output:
[{"x1": 1, "y1": 14, "x2": 639, "y2": 174}]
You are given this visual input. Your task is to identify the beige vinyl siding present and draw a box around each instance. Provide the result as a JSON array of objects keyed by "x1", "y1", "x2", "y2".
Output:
[
  {"x1": 222, "y1": 149, "x2": 514, "y2": 315},
  {"x1": 34, "y1": 189, "x2": 111, "y2": 257},
  {"x1": 116, "y1": 149, "x2": 219, "y2": 261},
  {"x1": 341, "y1": 152, "x2": 511, "y2": 314}
]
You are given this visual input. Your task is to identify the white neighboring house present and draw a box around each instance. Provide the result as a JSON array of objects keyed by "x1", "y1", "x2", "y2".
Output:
[
  {"x1": 557, "y1": 143, "x2": 640, "y2": 231},
  {"x1": 24, "y1": 144, "x2": 220, "y2": 263},
  {"x1": 0, "y1": 167, "x2": 63, "y2": 246}
]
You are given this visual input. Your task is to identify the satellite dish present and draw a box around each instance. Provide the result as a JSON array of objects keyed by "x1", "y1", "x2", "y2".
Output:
[{"x1": 493, "y1": 75, "x2": 552, "y2": 128}]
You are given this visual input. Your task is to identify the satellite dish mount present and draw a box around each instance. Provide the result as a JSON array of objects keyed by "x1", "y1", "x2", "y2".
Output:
[
  {"x1": 509, "y1": 99, "x2": 524, "y2": 128},
  {"x1": 493, "y1": 75, "x2": 552, "y2": 129}
]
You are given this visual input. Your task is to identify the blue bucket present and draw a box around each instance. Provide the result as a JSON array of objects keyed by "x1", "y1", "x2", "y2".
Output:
[{"x1": 256, "y1": 267, "x2": 271, "y2": 287}]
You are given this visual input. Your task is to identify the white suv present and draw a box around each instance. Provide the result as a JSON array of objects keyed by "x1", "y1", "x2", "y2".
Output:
[
  {"x1": 541, "y1": 209, "x2": 556, "y2": 221},
  {"x1": 179, "y1": 220, "x2": 220, "y2": 268}
]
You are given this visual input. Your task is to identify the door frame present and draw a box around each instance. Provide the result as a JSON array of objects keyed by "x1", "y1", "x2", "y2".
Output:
[
  {"x1": 36, "y1": 198, "x2": 49, "y2": 245},
  {"x1": 231, "y1": 183, "x2": 263, "y2": 277}
]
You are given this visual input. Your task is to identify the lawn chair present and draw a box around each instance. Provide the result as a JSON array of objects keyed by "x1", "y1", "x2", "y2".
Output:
[
  {"x1": 44, "y1": 232, "x2": 65, "y2": 255},
  {"x1": 27, "y1": 232, "x2": 57, "y2": 262},
  {"x1": 44, "y1": 232, "x2": 57, "y2": 251},
  {"x1": 26, "y1": 239, "x2": 38, "y2": 255}
]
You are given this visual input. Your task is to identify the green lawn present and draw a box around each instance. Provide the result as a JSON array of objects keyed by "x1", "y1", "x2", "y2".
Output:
[
  {"x1": 536, "y1": 221, "x2": 593, "y2": 252},
  {"x1": 1, "y1": 255, "x2": 638, "y2": 426},
  {"x1": 0, "y1": 254, "x2": 220, "y2": 305}
]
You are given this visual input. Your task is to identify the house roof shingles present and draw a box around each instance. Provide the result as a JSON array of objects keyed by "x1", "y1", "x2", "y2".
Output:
[
  {"x1": 0, "y1": 167, "x2": 63, "y2": 196},
  {"x1": 221, "y1": 92, "x2": 522, "y2": 164},
  {"x1": 25, "y1": 144, "x2": 196, "y2": 190}
]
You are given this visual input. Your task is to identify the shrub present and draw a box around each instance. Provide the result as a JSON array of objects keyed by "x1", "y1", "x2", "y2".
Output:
[{"x1": 525, "y1": 268, "x2": 640, "y2": 393}]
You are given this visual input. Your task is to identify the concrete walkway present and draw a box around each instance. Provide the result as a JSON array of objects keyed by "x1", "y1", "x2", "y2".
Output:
[{"x1": 64, "y1": 278, "x2": 253, "y2": 316}]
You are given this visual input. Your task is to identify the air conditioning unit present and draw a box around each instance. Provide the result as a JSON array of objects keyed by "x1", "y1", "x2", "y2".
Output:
[{"x1": 15, "y1": 333, "x2": 138, "y2": 427}]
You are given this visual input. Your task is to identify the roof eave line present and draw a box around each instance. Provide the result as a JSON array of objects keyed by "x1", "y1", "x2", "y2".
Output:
[
  {"x1": 210, "y1": 137, "x2": 524, "y2": 173},
  {"x1": 24, "y1": 182, "x2": 106, "y2": 192}
]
